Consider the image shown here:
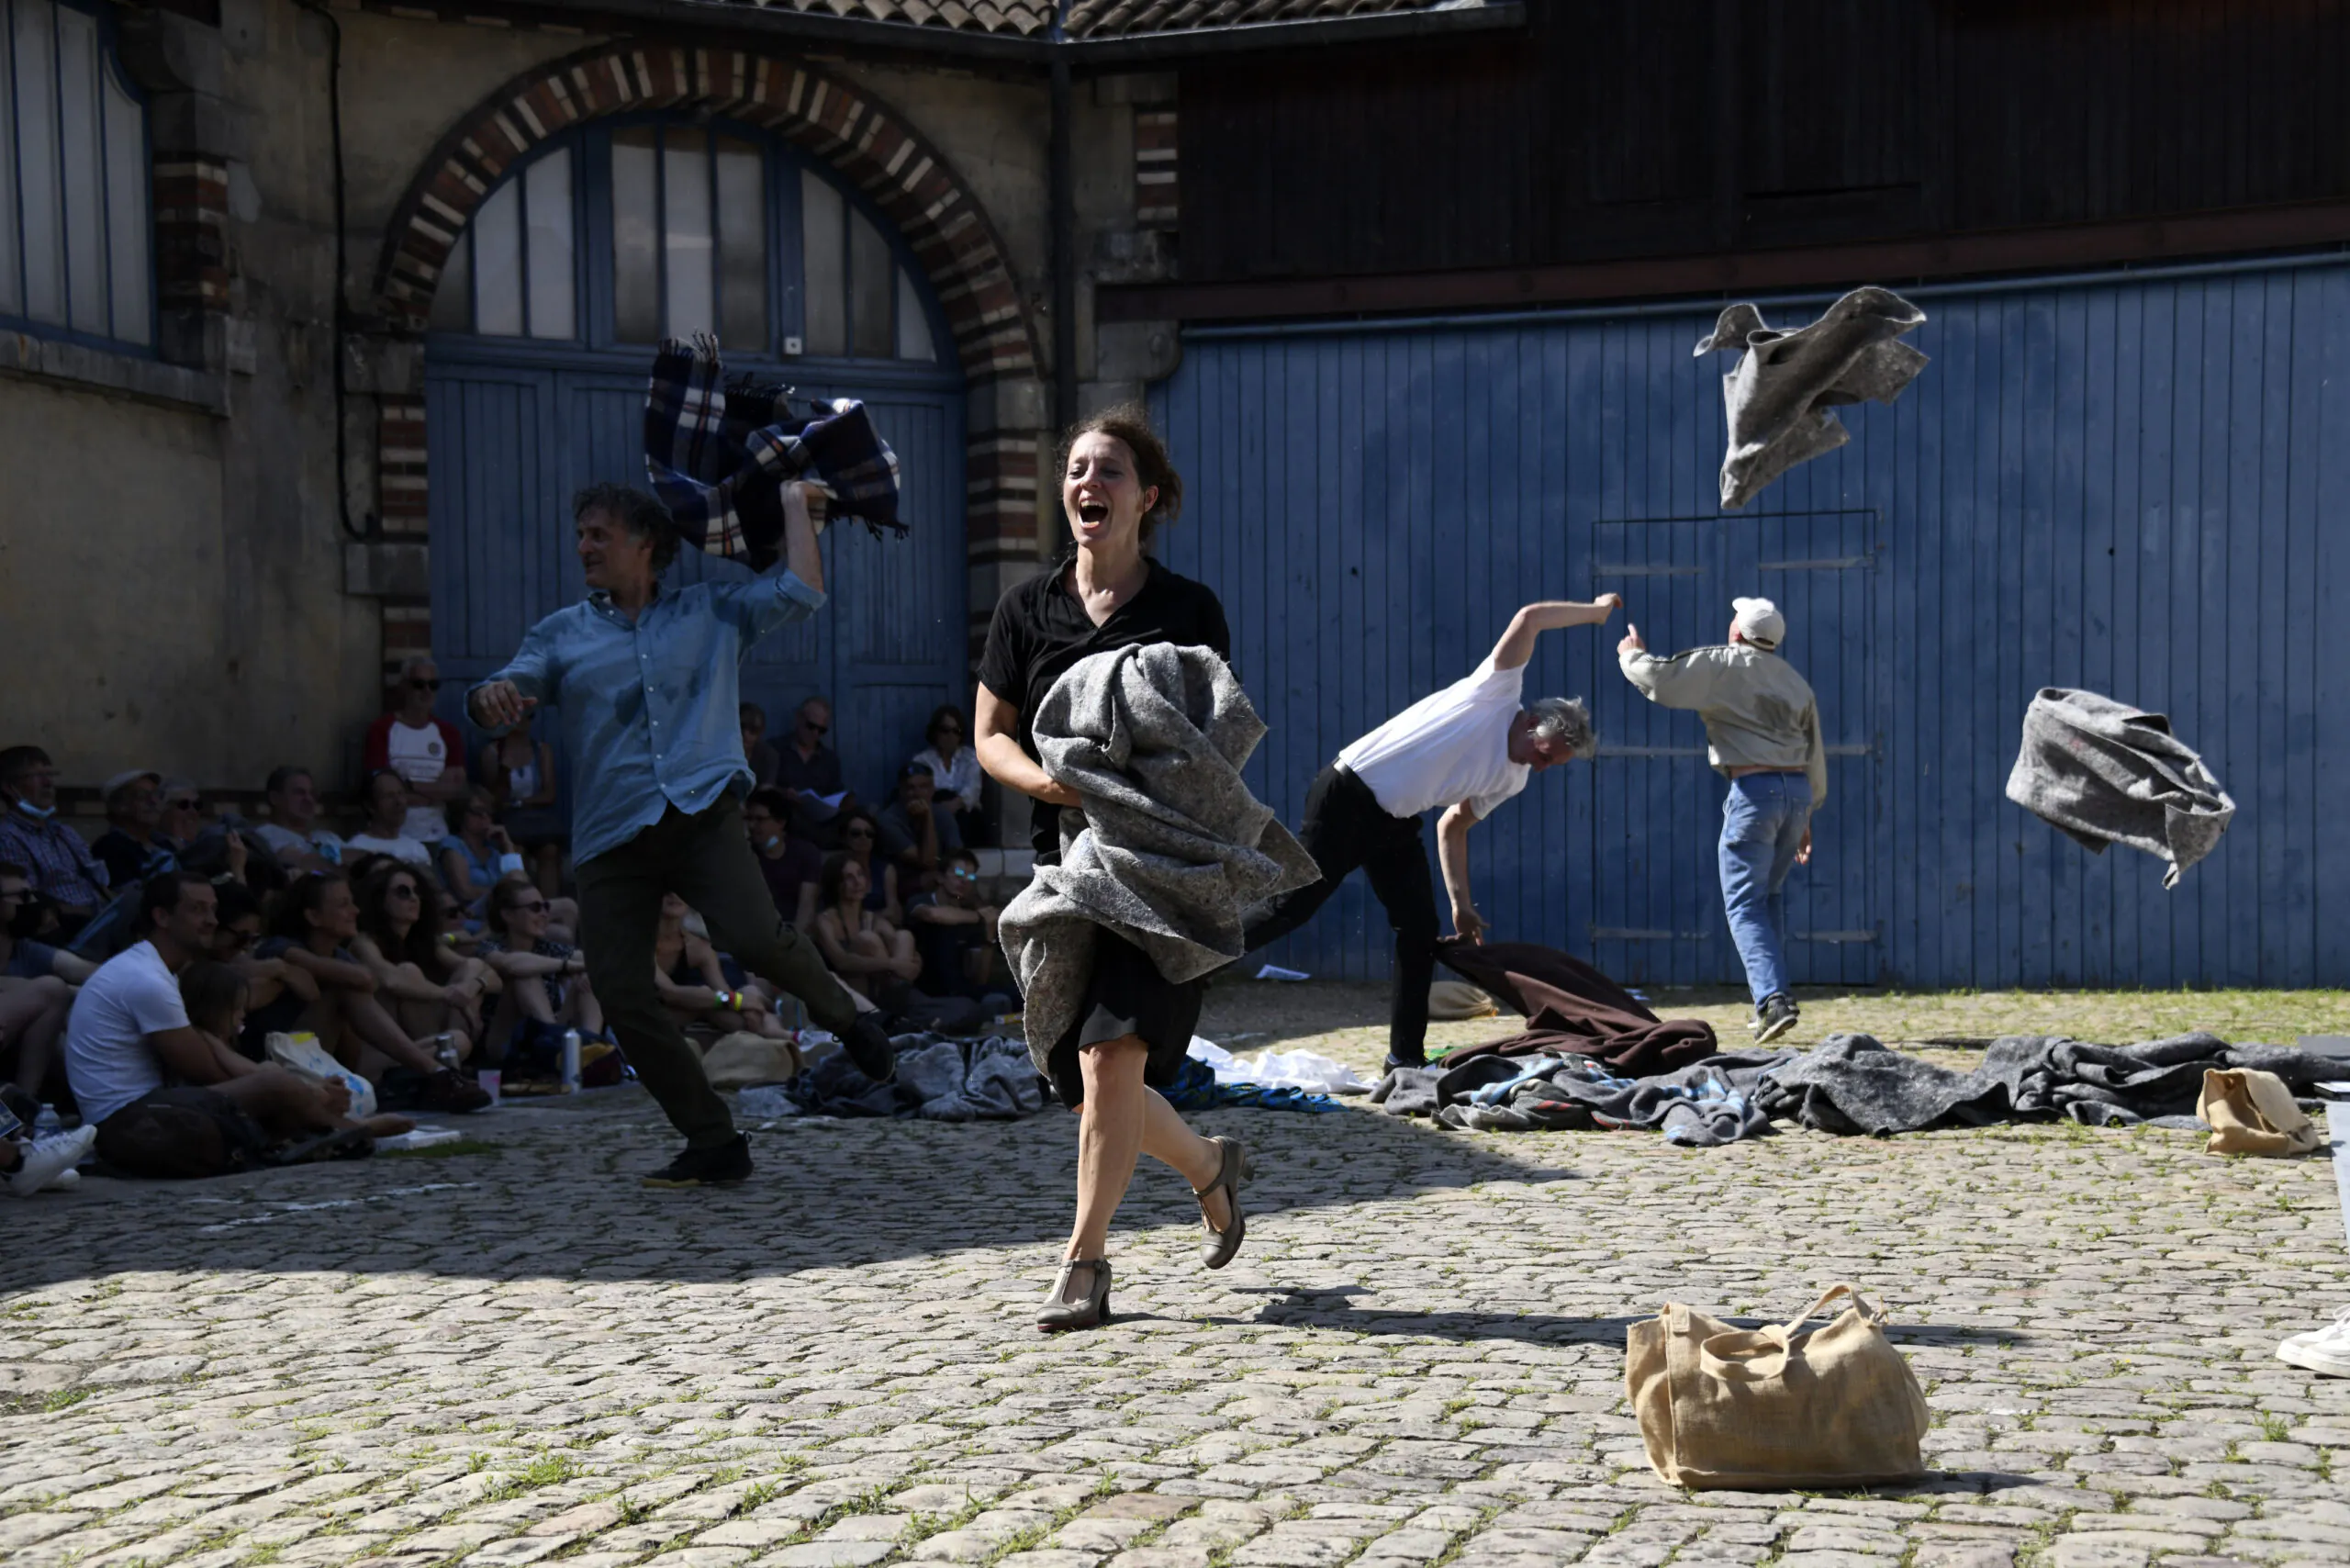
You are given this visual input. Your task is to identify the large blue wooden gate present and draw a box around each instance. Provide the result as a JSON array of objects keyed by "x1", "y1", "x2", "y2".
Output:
[{"x1": 1156, "y1": 256, "x2": 2350, "y2": 990}]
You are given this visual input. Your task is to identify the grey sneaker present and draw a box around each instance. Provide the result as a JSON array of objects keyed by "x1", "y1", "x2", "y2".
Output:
[{"x1": 1753, "y1": 993, "x2": 1800, "y2": 1045}]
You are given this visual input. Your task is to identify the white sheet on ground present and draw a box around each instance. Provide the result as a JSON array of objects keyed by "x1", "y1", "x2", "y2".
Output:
[{"x1": 1188, "y1": 1036, "x2": 1371, "y2": 1095}]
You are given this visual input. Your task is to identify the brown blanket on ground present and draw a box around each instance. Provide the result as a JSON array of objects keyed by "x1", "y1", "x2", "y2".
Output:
[{"x1": 1436, "y1": 940, "x2": 1719, "y2": 1076}]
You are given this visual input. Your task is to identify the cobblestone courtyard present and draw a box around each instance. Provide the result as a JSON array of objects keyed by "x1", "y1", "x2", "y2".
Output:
[{"x1": 4, "y1": 1014, "x2": 2346, "y2": 1568}]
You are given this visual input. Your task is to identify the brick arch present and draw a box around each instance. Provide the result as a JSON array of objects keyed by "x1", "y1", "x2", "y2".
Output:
[{"x1": 374, "y1": 42, "x2": 1041, "y2": 386}]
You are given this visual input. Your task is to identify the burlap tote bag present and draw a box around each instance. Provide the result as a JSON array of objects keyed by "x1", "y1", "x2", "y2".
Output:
[
  {"x1": 2198, "y1": 1068, "x2": 2322, "y2": 1158},
  {"x1": 1627, "y1": 1282, "x2": 1930, "y2": 1490}
]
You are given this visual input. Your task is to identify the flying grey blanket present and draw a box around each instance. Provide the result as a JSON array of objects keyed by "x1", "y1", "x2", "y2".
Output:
[
  {"x1": 1695, "y1": 286, "x2": 1929, "y2": 509},
  {"x1": 1754, "y1": 1031, "x2": 2341, "y2": 1135},
  {"x1": 2004, "y1": 687, "x2": 2234, "y2": 889},
  {"x1": 999, "y1": 643, "x2": 1319, "y2": 1074}
]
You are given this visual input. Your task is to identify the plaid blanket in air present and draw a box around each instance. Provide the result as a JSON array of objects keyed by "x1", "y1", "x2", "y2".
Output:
[{"x1": 642, "y1": 334, "x2": 904, "y2": 568}]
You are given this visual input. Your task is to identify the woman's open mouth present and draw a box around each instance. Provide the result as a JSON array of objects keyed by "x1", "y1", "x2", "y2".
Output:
[{"x1": 1076, "y1": 500, "x2": 1110, "y2": 524}]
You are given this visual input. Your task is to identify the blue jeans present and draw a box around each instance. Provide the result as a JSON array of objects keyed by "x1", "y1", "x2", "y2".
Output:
[{"x1": 1718, "y1": 774, "x2": 1811, "y2": 1007}]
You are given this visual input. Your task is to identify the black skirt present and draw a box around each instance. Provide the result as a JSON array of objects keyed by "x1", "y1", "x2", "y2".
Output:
[{"x1": 1047, "y1": 929, "x2": 1203, "y2": 1110}]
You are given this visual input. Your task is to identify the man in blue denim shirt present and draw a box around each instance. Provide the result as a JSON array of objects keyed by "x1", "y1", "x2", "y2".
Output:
[{"x1": 469, "y1": 481, "x2": 895, "y2": 1187}]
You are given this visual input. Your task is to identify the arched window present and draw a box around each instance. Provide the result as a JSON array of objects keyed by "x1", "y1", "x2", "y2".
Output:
[
  {"x1": 0, "y1": 0, "x2": 151, "y2": 350},
  {"x1": 430, "y1": 120, "x2": 939, "y2": 367}
]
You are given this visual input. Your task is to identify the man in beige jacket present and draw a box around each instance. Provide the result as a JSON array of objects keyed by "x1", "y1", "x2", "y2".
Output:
[{"x1": 1617, "y1": 597, "x2": 1826, "y2": 1043}]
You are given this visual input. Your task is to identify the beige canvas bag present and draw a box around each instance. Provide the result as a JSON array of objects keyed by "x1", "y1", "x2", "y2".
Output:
[
  {"x1": 2198, "y1": 1068, "x2": 2322, "y2": 1158},
  {"x1": 1627, "y1": 1282, "x2": 1930, "y2": 1490}
]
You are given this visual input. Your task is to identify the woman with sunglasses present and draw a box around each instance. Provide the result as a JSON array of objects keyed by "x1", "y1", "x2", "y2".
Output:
[
  {"x1": 651, "y1": 893, "x2": 795, "y2": 1043},
  {"x1": 835, "y1": 807, "x2": 902, "y2": 926},
  {"x1": 351, "y1": 862, "x2": 498, "y2": 1058},
  {"x1": 209, "y1": 880, "x2": 317, "y2": 1060},
  {"x1": 439, "y1": 786, "x2": 535, "y2": 923},
  {"x1": 973, "y1": 405, "x2": 1250, "y2": 1332},
  {"x1": 345, "y1": 771, "x2": 436, "y2": 870},
  {"x1": 480, "y1": 874, "x2": 602, "y2": 1044},
  {"x1": 912, "y1": 704, "x2": 984, "y2": 847},
  {"x1": 259, "y1": 873, "x2": 489, "y2": 1110}
]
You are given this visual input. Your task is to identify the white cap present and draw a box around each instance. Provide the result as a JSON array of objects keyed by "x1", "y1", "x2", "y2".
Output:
[
  {"x1": 101, "y1": 768, "x2": 161, "y2": 804},
  {"x1": 1730, "y1": 597, "x2": 1785, "y2": 650}
]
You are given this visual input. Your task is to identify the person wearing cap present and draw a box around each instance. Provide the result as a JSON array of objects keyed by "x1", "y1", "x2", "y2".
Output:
[
  {"x1": 91, "y1": 770, "x2": 176, "y2": 889},
  {"x1": 1243, "y1": 597, "x2": 1620, "y2": 1075},
  {"x1": 1617, "y1": 596, "x2": 1828, "y2": 1044}
]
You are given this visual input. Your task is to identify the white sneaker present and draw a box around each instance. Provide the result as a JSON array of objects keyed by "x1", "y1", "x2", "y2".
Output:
[
  {"x1": 2277, "y1": 1306, "x2": 2350, "y2": 1377},
  {"x1": 5, "y1": 1126, "x2": 95, "y2": 1197}
]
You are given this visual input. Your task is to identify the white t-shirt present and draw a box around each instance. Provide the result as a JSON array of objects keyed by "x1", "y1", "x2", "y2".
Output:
[
  {"x1": 385, "y1": 719, "x2": 455, "y2": 840},
  {"x1": 345, "y1": 832, "x2": 435, "y2": 869},
  {"x1": 1337, "y1": 655, "x2": 1532, "y2": 821},
  {"x1": 63, "y1": 941, "x2": 190, "y2": 1125},
  {"x1": 256, "y1": 822, "x2": 346, "y2": 865}
]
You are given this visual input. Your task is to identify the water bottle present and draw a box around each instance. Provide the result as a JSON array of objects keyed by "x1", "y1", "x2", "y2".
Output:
[
  {"x1": 559, "y1": 1029, "x2": 582, "y2": 1092},
  {"x1": 431, "y1": 1033, "x2": 461, "y2": 1071}
]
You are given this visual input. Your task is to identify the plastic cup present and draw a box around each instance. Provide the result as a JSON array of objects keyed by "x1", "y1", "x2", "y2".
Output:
[{"x1": 477, "y1": 1070, "x2": 501, "y2": 1107}]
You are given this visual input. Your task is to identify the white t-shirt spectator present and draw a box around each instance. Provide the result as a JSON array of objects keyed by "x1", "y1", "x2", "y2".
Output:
[
  {"x1": 367, "y1": 714, "x2": 465, "y2": 841},
  {"x1": 63, "y1": 941, "x2": 188, "y2": 1125},
  {"x1": 344, "y1": 832, "x2": 435, "y2": 869},
  {"x1": 256, "y1": 822, "x2": 346, "y2": 865},
  {"x1": 1336, "y1": 655, "x2": 1532, "y2": 822}
]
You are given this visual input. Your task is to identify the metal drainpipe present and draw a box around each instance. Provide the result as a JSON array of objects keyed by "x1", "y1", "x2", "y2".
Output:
[
  {"x1": 1048, "y1": 3, "x2": 1078, "y2": 439},
  {"x1": 299, "y1": 0, "x2": 372, "y2": 541}
]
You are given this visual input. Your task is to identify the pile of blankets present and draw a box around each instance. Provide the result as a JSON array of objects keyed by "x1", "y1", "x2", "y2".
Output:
[
  {"x1": 1375, "y1": 1050, "x2": 1788, "y2": 1146},
  {"x1": 752, "y1": 1034, "x2": 1047, "y2": 1121}
]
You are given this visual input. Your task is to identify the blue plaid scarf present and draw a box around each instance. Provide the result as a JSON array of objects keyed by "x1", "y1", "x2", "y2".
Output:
[{"x1": 642, "y1": 334, "x2": 904, "y2": 568}]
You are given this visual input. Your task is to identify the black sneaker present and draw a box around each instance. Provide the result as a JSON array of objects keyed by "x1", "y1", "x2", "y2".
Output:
[
  {"x1": 1753, "y1": 993, "x2": 1800, "y2": 1045},
  {"x1": 844, "y1": 1014, "x2": 898, "y2": 1084},
  {"x1": 643, "y1": 1133, "x2": 753, "y2": 1188},
  {"x1": 1382, "y1": 1054, "x2": 1428, "y2": 1076}
]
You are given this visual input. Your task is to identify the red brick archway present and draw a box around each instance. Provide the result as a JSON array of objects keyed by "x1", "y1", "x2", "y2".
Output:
[{"x1": 365, "y1": 42, "x2": 1046, "y2": 681}]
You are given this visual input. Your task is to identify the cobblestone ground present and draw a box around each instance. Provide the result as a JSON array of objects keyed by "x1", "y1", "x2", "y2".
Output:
[{"x1": 3, "y1": 1068, "x2": 2345, "y2": 1568}]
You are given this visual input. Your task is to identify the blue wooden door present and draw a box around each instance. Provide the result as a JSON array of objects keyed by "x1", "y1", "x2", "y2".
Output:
[{"x1": 1157, "y1": 256, "x2": 2350, "y2": 990}]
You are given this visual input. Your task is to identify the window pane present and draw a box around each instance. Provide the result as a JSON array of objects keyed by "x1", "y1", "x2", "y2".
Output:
[
  {"x1": 714, "y1": 136, "x2": 766, "y2": 351},
  {"x1": 56, "y1": 5, "x2": 105, "y2": 333},
  {"x1": 662, "y1": 129, "x2": 713, "y2": 340},
  {"x1": 16, "y1": 0, "x2": 66, "y2": 323},
  {"x1": 523, "y1": 146, "x2": 574, "y2": 340},
  {"x1": 610, "y1": 128, "x2": 659, "y2": 343},
  {"x1": 848, "y1": 204, "x2": 892, "y2": 359},
  {"x1": 472, "y1": 177, "x2": 523, "y2": 336},
  {"x1": 430, "y1": 232, "x2": 472, "y2": 331},
  {"x1": 101, "y1": 62, "x2": 148, "y2": 344},
  {"x1": 800, "y1": 168, "x2": 845, "y2": 357},
  {"x1": 895, "y1": 265, "x2": 935, "y2": 362},
  {"x1": 0, "y1": 12, "x2": 19, "y2": 315}
]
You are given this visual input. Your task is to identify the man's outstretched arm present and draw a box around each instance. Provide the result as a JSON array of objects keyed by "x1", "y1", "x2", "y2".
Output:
[{"x1": 1488, "y1": 595, "x2": 1623, "y2": 671}]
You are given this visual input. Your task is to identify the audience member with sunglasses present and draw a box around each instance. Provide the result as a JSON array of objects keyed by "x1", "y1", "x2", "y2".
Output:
[{"x1": 364, "y1": 657, "x2": 467, "y2": 843}]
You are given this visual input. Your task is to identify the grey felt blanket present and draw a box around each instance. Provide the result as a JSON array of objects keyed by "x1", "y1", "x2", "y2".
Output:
[
  {"x1": 2004, "y1": 687, "x2": 2234, "y2": 889},
  {"x1": 999, "y1": 643, "x2": 1319, "y2": 1075},
  {"x1": 1695, "y1": 286, "x2": 1929, "y2": 509},
  {"x1": 1754, "y1": 1031, "x2": 2341, "y2": 1135},
  {"x1": 1372, "y1": 1051, "x2": 1789, "y2": 1147}
]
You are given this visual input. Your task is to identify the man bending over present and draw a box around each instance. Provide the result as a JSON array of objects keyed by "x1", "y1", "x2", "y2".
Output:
[{"x1": 1245, "y1": 597, "x2": 1619, "y2": 1073}]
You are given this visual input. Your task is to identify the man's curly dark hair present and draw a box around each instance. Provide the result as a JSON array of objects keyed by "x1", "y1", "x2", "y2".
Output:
[{"x1": 573, "y1": 482, "x2": 679, "y2": 574}]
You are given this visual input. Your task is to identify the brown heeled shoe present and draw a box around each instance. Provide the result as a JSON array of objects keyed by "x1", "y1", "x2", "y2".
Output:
[
  {"x1": 1036, "y1": 1258, "x2": 1112, "y2": 1331},
  {"x1": 1194, "y1": 1136, "x2": 1248, "y2": 1270}
]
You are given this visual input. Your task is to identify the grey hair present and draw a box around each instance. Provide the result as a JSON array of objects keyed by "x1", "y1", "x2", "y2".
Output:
[
  {"x1": 1528, "y1": 697, "x2": 1597, "y2": 759},
  {"x1": 397, "y1": 655, "x2": 435, "y2": 679}
]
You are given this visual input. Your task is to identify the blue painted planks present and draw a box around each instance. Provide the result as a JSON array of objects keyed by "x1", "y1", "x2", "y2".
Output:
[{"x1": 1156, "y1": 256, "x2": 2350, "y2": 989}]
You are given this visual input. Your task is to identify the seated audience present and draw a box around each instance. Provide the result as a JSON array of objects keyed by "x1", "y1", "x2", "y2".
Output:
[
  {"x1": 810, "y1": 852, "x2": 922, "y2": 1003},
  {"x1": 366, "y1": 655, "x2": 467, "y2": 842},
  {"x1": 346, "y1": 770, "x2": 437, "y2": 869},
  {"x1": 740, "y1": 702, "x2": 782, "y2": 788},
  {"x1": 912, "y1": 704, "x2": 984, "y2": 845},
  {"x1": 838, "y1": 806, "x2": 902, "y2": 924},
  {"x1": 0, "y1": 745, "x2": 110, "y2": 933},
  {"x1": 177, "y1": 960, "x2": 413, "y2": 1141},
  {"x1": 352, "y1": 862, "x2": 497, "y2": 1058},
  {"x1": 1, "y1": 861, "x2": 96, "y2": 1104},
  {"x1": 652, "y1": 893, "x2": 795, "y2": 1043},
  {"x1": 61, "y1": 872, "x2": 413, "y2": 1176},
  {"x1": 256, "y1": 766, "x2": 346, "y2": 871},
  {"x1": 904, "y1": 848, "x2": 1015, "y2": 1007},
  {"x1": 478, "y1": 875, "x2": 603, "y2": 1052},
  {"x1": 156, "y1": 778, "x2": 207, "y2": 857},
  {"x1": 775, "y1": 696, "x2": 854, "y2": 844},
  {"x1": 744, "y1": 786, "x2": 821, "y2": 930},
  {"x1": 256, "y1": 872, "x2": 488, "y2": 1110},
  {"x1": 878, "y1": 761, "x2": 954, "y2": 887},
  {"x1": 439, "y1": 787, "x2": 523, "y2": 918},
  {"x1": 92, "y1": 770, "x2": 174, "y2": 887},
  {"x1": 477, "y1": 719, "x2": 565, "y2": 897},
  {"x1": 207, "y1": 880, "x2": 318, "y2": 1061}
]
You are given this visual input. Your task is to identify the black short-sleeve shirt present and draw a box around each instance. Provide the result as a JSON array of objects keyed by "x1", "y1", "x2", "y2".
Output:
[{"x1": 978, "y1": 557, "x2": 1231, "y2": 857}]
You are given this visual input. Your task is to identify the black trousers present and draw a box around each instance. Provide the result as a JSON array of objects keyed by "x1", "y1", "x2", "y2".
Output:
[
  {"x1": 576, "y1": 795, "x2": 862, "y2": 1148},
  {"x1": 1242, "y1": 763, "x2": 1440, "y2": 1063}
]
